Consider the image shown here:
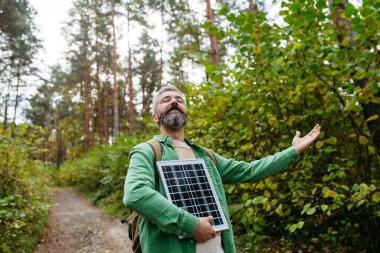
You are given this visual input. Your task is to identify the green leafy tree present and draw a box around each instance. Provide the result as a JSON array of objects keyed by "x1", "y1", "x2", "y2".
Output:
[
  {"x1": 0, "y1": 126, "x2": 52, "y2": 253},
  {"x1": 0, "y1": 0, "x2": 40, "y2": 130},
  {"x1": 134, "y1": 29, "x2": 160, "y2": 127},
  {"x1": 186, "y1": 0, "x2": 380, "y2": 251}
]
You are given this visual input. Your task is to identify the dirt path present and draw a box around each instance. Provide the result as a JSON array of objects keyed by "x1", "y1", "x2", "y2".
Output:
[{"x1": 35, "y1": 188, "x2": 132, "y2": 253}]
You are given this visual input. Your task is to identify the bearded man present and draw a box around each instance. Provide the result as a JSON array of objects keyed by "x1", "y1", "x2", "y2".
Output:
[{"x1": 123, "y1": 85, "x2": 321, "y2": 253}]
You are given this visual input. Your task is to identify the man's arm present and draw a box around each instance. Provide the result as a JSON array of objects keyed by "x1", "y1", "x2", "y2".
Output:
[
  {"x1": 123, "y1": 143, "x2": 199, "y2": 238},
  {"x1": 215, "y1": 124, "x2": 321, "y2": 184}
]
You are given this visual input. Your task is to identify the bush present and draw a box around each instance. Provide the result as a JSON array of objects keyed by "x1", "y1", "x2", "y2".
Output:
[
  {"x1": 185, "y1": 1, "x2": 380, "y2": 251},
  {"x1": 58, "y1": 133, "x2": 151, "y2": 215},
  {"x1": 0, "y1": 126, "x2": 52, "y2": 253}
]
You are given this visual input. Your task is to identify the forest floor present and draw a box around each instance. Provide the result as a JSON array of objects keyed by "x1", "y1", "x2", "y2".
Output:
[{"x1": 35, "y1": 188, "x2": 132, "y2": 253}]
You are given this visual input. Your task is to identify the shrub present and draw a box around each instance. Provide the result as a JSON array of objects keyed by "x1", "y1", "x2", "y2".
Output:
[{"x1": 0, "y1": 127, "x2": 52, "y2": 253}]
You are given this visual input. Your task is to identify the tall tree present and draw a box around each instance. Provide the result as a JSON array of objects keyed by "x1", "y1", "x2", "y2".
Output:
[
  {"x1": 0, "y1": 0, "x2": 40, "y2": 129},
  {"x1": 147, "y1": 0, "x2": 205, "y2": 87},
  {"x1": 158, "y1": 0, "x2": 165, "y2": 90},
  {"x1": 26, "y1": 65, "x2": 70, "y2": 164},
  {"x1": 206, "y1": 0, "x2": 220, "y2": 66},
  {"x1": 94, "y1": 8, "x2": 104, "y2": 144},
  {"x1": 82, "y1": 0, "x2": 94, "y2": 150},
  {"x1": 124, "y1": 0, "x2": 148, "y2": 133},
  {"x1": 134, "y1": 30, "x2": 160, "y2": 119},
  {"x1": 126, "y1": 4, "x2": 135, "y2": 134},
  {"x1": 62, "y1": 0, "x2": 97, "y2": 151},
  {"x1": 110, "y1": 0, "x2": 120, "y2": 137},
  {"x1": 90, "y1": 0, "x2": 115, "y2": 144}
]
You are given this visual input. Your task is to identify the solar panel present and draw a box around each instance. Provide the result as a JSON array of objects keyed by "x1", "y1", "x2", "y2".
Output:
[{"x1": 157, "y1": 159, "x2": 229, "y2": 232}]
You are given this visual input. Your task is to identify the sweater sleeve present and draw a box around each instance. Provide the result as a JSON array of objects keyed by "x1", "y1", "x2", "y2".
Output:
[
  {"x1": 215, "y1": 146, "x2": 299, "y2": 184},
  {"x1": 123, "y1": 143, "x2": 199, "y2": 238}
]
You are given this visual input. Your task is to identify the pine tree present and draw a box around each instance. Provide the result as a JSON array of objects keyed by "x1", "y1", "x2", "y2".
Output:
[{"x1": 0, "y1": 0, "x2": 40, "y2": 130}]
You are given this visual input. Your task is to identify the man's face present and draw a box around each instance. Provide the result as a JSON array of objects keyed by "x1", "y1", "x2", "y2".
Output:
[{"x1": 152, "y1": 91, "x2": 187, "y2": 130}]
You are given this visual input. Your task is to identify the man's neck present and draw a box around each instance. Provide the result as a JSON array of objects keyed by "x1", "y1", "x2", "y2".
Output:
[{"x1": 159, "y1": 127, "x2": 185, "y2": 141}]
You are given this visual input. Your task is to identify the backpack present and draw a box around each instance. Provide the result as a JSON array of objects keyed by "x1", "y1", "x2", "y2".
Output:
[{"x1": 123, "y1": 139, "x2": 217, "y2": 253}]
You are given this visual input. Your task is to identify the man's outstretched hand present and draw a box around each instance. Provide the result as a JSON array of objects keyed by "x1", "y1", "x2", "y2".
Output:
[{"x1": 292, "y1": 124, "x2": 321, "y2": 154}]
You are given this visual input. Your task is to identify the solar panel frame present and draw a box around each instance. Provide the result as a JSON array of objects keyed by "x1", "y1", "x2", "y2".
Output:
[{"x1": 156, "y1": 158, "x2": 229, "y2": 232}]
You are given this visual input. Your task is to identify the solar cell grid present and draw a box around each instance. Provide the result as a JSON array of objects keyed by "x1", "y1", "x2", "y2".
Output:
[{"x1": 157, "y1": 159, "x2": 229, "y2": 232}]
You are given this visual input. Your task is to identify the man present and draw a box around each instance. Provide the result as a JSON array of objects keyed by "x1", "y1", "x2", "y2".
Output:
[{"x1": 123, "y1": 85, "x2": 321, "y2": 253}]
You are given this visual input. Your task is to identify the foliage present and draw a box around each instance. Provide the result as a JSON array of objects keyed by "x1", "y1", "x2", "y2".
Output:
[
  {"x1": 186, "y1": 0, "x2": 380, "y2": 252},
  {"x1": 0, "y1": 0, "x2": 40, "y2": 129},
  {"x1": 58, "y1": 133, "x2": 151, "y2": 215},
  {"x1": 0, "y1": 126, "x2": 52, "y2": 253}
]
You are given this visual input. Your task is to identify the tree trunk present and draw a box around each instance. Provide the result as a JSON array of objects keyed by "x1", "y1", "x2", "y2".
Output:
[
  {"x1": 158, "y1": 0, "x2": 165, "y2": 90},
  {"x1": 103, "y1": 81, "x2": 110, "y2": 143},
  {"x1": 206, "y1": 0, "x2": 220, "y2": 66},
  {"x1": 110, "y1": 0, "x2": 119, "y2": 137},
  {"x1": 141, "y1": 73, "x2": 147, "y2": 115},
  {"x1": 13, "y1": 61, "x2": 21, "y2": 125},
  {"x1": 127, "y1": 50, "x2": 135, "y2": 134},
  {"x1": 95, "y1": 36, "x2": 103, "y2": 144},
  {"x1": 3, "y1": 82, "x2": 11, "y2": 131},
  {"x1": 120, "y1": 73, "x2": 127, "y2": 133},
  {"x1": 55, "y1": 105, "x2": 61, "y2": 168},
  {"x1": 248, "y1": 0, "x2": 257, "y2": 13},
  {"x1": 328, "y1": 0, "x2": 350, "y2": 43},
  {"x1": 363, "y1": 102, "x2": 380, "y2": 153},
  {"x1": 126, "y1": 8, "x2": 135, "y2": 134},
  {"x1": 83, "y1": 11, "x2": 93, "y2": 150}
]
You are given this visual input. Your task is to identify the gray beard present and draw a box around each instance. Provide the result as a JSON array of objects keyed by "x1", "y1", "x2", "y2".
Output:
[{"x1": 159, "y1": 111, "x2": 187, "y2": 130}]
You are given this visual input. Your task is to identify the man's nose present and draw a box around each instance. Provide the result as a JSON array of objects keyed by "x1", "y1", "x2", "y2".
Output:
[{"x1": 170, "y1": 98, "x2": 179, "y2": 105}]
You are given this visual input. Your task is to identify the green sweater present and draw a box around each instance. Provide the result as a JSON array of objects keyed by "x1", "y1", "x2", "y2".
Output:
[{"x1": 123, "y1": 135, "x2": 298, "y2": 253}]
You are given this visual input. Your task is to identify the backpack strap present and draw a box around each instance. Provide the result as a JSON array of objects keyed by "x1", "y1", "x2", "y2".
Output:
[
  {"x1": 146, "y1": 139, "x2": 162, "y2": 180},
  {"x1": 147, "y1": 139, "x2": 162, "y2": 162},
  {"x1": 200, "y1": 146, "x2": 217, "y2": 167}
]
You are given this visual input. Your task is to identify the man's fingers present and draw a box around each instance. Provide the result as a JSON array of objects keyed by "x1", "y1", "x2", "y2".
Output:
[
  {"x1": 206, "y1": 216, "x2": 216, "y2": 237},
  {"x1": 193, "y1": 216, "x2": 216, "y2": 242},
  {"x1": 308, "y1": 124, "x2": 321, "y2": 136},
  {"x1": 296, "y1": 131, "x2": 301, "y2": 138},
  {"x1": 311, "y1": 124, "x2": 321, "y2": 136}
]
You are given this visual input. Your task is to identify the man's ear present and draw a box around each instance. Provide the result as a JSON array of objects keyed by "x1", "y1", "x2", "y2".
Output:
[{"x1": 151, "y1": 114, "x2": 159, "y2": 123}]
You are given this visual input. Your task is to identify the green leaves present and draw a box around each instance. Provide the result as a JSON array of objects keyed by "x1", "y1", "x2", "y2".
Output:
[
  {"x1": 288, "y1": 221, "x2": 304, "y2": 233},
  {"x1": 345, "y1": 3, "x2": 358, "y2": 17},
  {"x1": 252, "y1": 196, "x2": 266, "y2": 205},
  {"x1": 0, "y1": 129, "x2": 52, "y2": 252},
  {"x1": 372, "y1": 192, "x2": 380, "y2": 203},
  {"x1": 302, "y1": 203, "x2": 317, "y2": 215},
  {"x1": 366, "y1": 115, "x2": 379, "y2": 122},
  {"x1": 359, "y1": 136, "x2": 369, "y2": 145}
]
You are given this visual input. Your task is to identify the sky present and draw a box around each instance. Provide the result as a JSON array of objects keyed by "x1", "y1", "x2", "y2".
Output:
[{"x1": 29, "y1": 0, "x2": 72, "y2": 69}]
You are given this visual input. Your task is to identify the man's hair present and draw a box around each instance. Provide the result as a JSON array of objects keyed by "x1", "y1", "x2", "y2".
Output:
[{"x1": 152, "y1": 85, "x2": 186, "y2": 114}]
